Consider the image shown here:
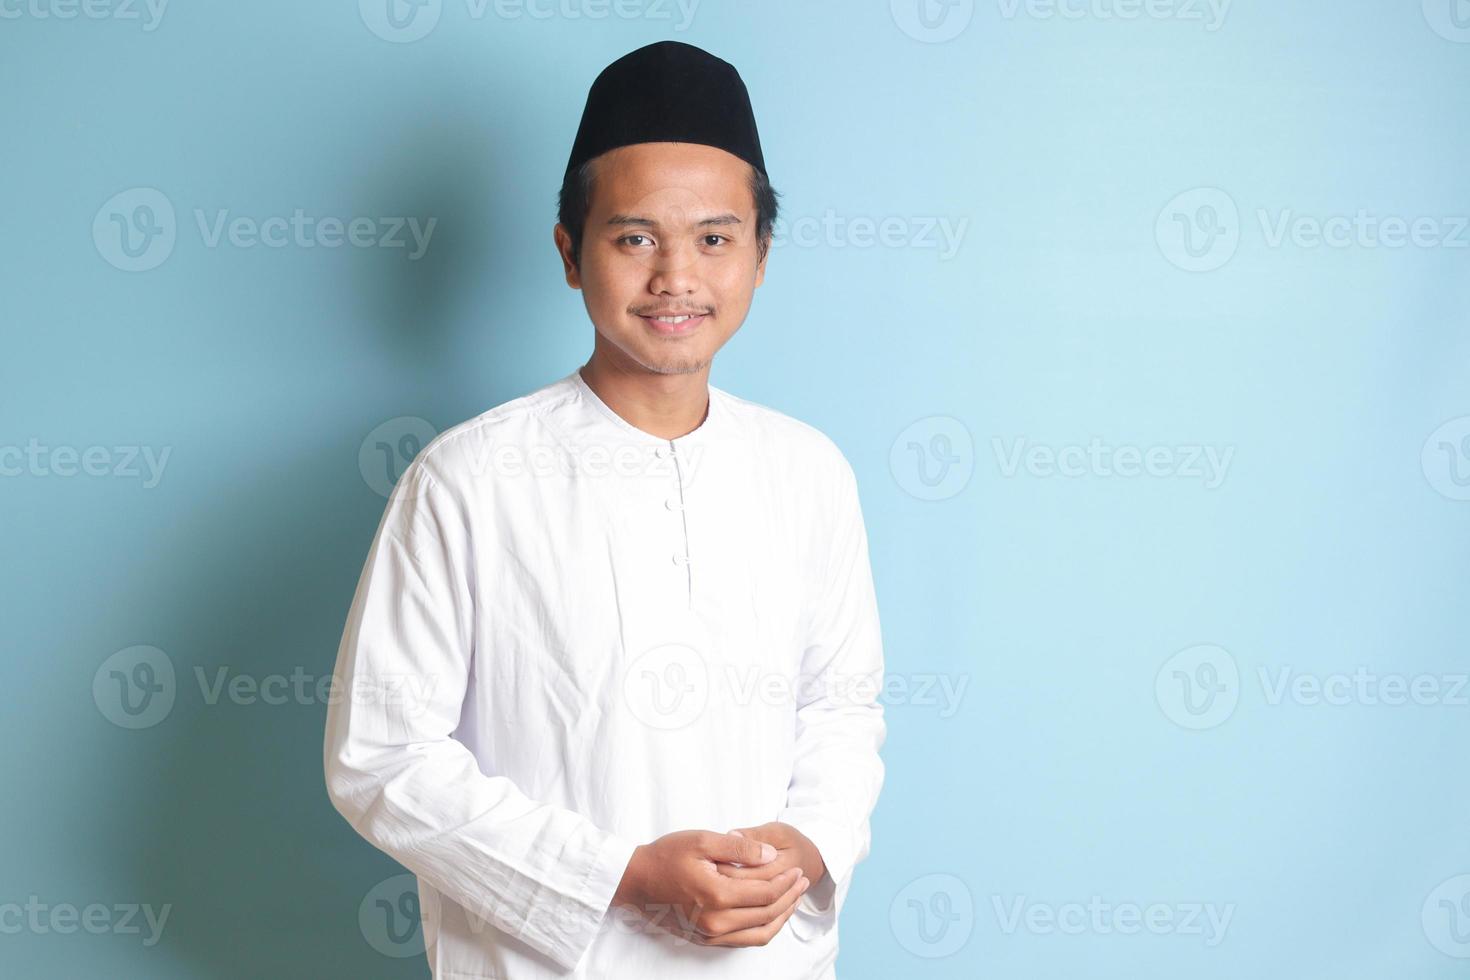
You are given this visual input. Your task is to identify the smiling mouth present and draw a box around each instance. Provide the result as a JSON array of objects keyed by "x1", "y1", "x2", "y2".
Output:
[{"x1": 638, "y1": 311, "x2": 710, "y2": 334}]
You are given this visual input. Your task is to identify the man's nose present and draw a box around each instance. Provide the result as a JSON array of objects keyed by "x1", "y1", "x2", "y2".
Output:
[{"x1": 647, "y1": 239, "x2": 700, "y2": 295}]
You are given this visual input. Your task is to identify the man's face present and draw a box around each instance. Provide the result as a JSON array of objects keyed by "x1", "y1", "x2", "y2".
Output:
[{"x1": 555, "y1": 141, "x2": 768, "y2": 377}]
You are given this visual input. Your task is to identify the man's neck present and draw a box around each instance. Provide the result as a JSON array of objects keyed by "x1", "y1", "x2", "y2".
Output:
[{"x1": 579, "y1": 352, "x2": 711, "y2": 442}]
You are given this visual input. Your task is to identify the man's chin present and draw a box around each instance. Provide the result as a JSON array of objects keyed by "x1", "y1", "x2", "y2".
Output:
[{"x1": 641, "y1": 355, "x2": 708, "y2": 377}]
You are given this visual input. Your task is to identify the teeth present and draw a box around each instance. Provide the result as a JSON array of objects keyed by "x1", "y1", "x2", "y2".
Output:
[{"x1": 652, "y1": 315, "x2": 694, "y2": 324}]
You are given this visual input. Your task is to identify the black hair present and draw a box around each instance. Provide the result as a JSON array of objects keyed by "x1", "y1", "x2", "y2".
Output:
[{"x1": 557, "y1": 156, "x2": 779, "y2": 269}]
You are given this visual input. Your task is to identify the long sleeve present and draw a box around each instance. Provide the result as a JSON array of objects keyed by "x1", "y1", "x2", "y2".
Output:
[
  {"x1": 780, "y1": 454, "x2": 887, "y2": 941},
  {"x1": 322, "y1": 456, "x2": 637, "y2": 972}
]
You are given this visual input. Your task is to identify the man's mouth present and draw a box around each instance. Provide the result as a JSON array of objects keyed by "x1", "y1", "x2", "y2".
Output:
[{"x1": 638, "y1": 311, "x2": 709, "y2": 334}]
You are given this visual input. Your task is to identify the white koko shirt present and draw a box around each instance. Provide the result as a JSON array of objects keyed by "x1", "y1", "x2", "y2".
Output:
[{"x1": 323, "y1": 368, "x2": 886, "y2": 979}]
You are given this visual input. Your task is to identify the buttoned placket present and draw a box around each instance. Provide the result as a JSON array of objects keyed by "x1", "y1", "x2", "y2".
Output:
[
  {"x1": 659, "y1": 439, "x2": 693, "y2": 608},
  {"x1": 568, "y1": 369, "x2": 719, "y2": 616}
]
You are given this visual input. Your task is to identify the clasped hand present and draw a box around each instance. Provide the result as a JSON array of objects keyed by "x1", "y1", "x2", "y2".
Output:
[{"x1": 612, "y1": 821, "x2": 826, "y2": 947}]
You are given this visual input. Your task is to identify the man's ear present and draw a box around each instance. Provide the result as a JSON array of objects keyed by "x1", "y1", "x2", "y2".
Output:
[{"x1": 553, "y1": 224, "x2": 581, "y2": 289}]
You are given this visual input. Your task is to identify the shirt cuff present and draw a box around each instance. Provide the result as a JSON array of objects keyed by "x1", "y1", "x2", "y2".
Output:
[
  {"x1": 537, "y1": 830, "x2": 640, "y2": 970},
  {"x1": 779, "y1": 811, "x2": 857, "y2": 937}
]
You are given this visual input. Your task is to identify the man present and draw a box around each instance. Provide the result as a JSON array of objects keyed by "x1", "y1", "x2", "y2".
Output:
[{"x1": 324, "y1": 41, "x2": 886, "y2": 979}]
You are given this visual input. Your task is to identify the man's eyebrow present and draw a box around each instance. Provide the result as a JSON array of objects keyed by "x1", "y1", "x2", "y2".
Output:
[{"x1": 605, "y1": 213, "x2": 745, "y2": 228}]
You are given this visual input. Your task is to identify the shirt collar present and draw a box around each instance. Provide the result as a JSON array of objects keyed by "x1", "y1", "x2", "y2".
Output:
[{"x1": 563, "y1": 367, "x2": 730, "y2": 451}]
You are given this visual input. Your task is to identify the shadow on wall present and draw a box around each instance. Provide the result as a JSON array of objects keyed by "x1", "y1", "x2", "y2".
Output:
[{"x1": 108, "y1": 97, "x2": 525, "y2": 978}]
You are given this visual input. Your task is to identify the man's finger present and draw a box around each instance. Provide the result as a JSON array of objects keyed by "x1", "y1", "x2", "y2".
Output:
[
  {"x1": 707, "y1": 866, "x2": 801, "y2": 908},
  {"x1": 696, "y1": 870, "x2": 806, "y2": 937},
  {"x1": 698, "y1": 830, "x2": 776, "y2": 867},
  {"x1": 715, "y1": 853, "x2": 799, "y2": 880},
  {"x1": 698, "y1": 877, "x2": 808, "y2": 947}
]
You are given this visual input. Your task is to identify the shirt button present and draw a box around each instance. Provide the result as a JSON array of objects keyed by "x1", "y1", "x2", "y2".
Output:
[
  {"x1": 665, "y1": 497, "x2": 683, "y2": 511},
  {"x1": 654, "y1": 445, "x2": 671, "y2": 458},
  {"x1": 671, "y1": 553, "x2": 689, "y2": 565}
]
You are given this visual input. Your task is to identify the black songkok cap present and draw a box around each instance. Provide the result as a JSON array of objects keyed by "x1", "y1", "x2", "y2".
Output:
[{"x1": 564, "y1": 41, "x2": 767, "y2": 181}]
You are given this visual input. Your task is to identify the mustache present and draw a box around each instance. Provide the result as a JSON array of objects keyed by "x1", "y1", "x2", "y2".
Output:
[{"x1": 631, "y1": 306, "x2": 713, "y2": 316}]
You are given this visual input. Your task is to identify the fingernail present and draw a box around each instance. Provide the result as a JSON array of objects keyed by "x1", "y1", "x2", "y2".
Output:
[{"x1": 760, "y1": 843, "x2": 777, "y2": 862}]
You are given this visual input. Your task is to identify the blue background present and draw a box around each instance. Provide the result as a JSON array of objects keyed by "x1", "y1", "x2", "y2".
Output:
[{"x1": 4, "y1": 0, "x2": 1469, "y2": 976}]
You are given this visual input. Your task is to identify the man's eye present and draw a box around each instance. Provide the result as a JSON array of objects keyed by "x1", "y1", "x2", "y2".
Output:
[
  {"x1": 619, "y1": 234, "x2": 653, "y2": 247},
  {"x1": 702, "y1": 235, "x2": 729, "y2": 247}
]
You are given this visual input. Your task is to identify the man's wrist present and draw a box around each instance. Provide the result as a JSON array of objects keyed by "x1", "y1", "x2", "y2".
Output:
[{"x1": 610, "y1": 842, "x2": 646, "y2": 910}]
